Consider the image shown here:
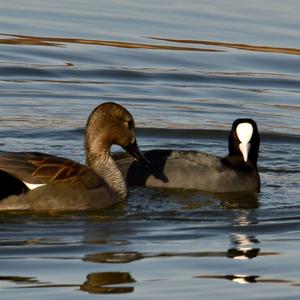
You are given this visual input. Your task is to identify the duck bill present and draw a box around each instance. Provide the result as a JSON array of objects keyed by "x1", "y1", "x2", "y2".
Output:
[
  {"x1": 239, "y1": 142, "x2": 251, "y2": 162},
  {"x1": 123, "y1": 140, "x2": 150, "y2": 166}
]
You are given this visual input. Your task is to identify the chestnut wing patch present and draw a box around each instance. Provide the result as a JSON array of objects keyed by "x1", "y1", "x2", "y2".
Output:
[{"x1": 0, "y1": 152, "x2": 86, "y2": 185}]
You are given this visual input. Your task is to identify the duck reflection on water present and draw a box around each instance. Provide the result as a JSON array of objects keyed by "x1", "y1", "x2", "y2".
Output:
[{"x1": 80, "y1": 272, "x2": 135, "y2": 294}]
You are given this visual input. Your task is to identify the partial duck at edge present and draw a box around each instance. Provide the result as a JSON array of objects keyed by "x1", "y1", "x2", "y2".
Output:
[
  {"x1": 115, "y1": 119, "x2": 260, "y2": 193},
  {"x1": 0, "y1": 102, "x2": 148, "y2": 212}
]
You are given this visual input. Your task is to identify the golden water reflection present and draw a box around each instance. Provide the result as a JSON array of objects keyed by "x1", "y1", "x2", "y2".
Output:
[
  {"x1": 1, "y1": 33, "x2": 299, "y2": 55},
  {"x1": 80, "y1": 272, "x2": 135, "y2": 294},
  {"x1": 0, "y1": 33, "x2": 219, "y2": 52},
  {"x1": 150, "y1": 37, "x2": 300, "y2": 56},
  {"x1": 0, "y1": 275, "x2": 39, "y2": 284}
]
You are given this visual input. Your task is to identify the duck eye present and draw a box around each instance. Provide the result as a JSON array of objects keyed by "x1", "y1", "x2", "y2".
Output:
[{"x1": 127, "y1": 120, "x2": 133, "y2": 130}]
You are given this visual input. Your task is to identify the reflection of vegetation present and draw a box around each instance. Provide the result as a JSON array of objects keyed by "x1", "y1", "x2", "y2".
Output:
[{"x1": 80, "y1": 272, "x2": 135, "y2": 294}]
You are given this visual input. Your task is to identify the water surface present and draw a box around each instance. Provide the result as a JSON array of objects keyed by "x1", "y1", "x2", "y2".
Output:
[{"x1": 0, "y1": 1, "x2": 300, "y2": 299}]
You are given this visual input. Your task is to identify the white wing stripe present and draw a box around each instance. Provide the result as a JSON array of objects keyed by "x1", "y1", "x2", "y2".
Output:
[{"x1": 23, "y1": 181, "x2": 46, "y2": 190}]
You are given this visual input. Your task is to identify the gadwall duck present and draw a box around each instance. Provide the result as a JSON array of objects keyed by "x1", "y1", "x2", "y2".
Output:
[
  {"x1": 0, "y1": 102, "x2": 148, "y2": 211},
  {"x1": 115, "y1": 119, "x2": 260, "y2": 193}
]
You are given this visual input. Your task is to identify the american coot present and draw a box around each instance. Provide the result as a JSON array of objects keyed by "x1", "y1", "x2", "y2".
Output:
[
  {"x1": 0, "y1": 102, "x2": 148, "y2": 211},
  {"x1": 115, "y1": 119, "x2": 260, "y2": 193}
]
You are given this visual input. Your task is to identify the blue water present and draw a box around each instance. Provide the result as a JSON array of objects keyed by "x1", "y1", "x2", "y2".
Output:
[{"x1": 0, "y1": 0, "x2": 300, "y2": 299}]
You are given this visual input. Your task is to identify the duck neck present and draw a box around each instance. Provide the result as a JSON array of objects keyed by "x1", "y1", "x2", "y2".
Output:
[{"x1": 87, "y1": 148, "x2": 128, "y2": 201}]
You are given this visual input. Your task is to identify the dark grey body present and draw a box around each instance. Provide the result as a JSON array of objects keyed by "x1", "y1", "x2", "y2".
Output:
[{"x1": 115, "y1": 150, "x2": 260, "y2": 193}]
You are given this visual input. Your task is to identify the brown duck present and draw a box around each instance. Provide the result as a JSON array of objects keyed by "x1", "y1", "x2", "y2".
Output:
[{"x1": 0, "y1": 102, "x2": 148, "y2": 211}]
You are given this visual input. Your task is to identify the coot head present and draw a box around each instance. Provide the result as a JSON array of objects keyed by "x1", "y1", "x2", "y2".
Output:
[{"x1": 228, "y1": 119, "x2": 260, "y2": 166}]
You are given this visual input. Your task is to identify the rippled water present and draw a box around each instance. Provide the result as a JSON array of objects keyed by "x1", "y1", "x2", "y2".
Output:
[{"x1": 0, "y1": 0, "x2": 300, "y2": 299}]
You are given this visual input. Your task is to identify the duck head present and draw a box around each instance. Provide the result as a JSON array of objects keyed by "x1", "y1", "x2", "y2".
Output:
[{"x1": 85, "y1": 102, "x2": 149, "y2": 165}]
